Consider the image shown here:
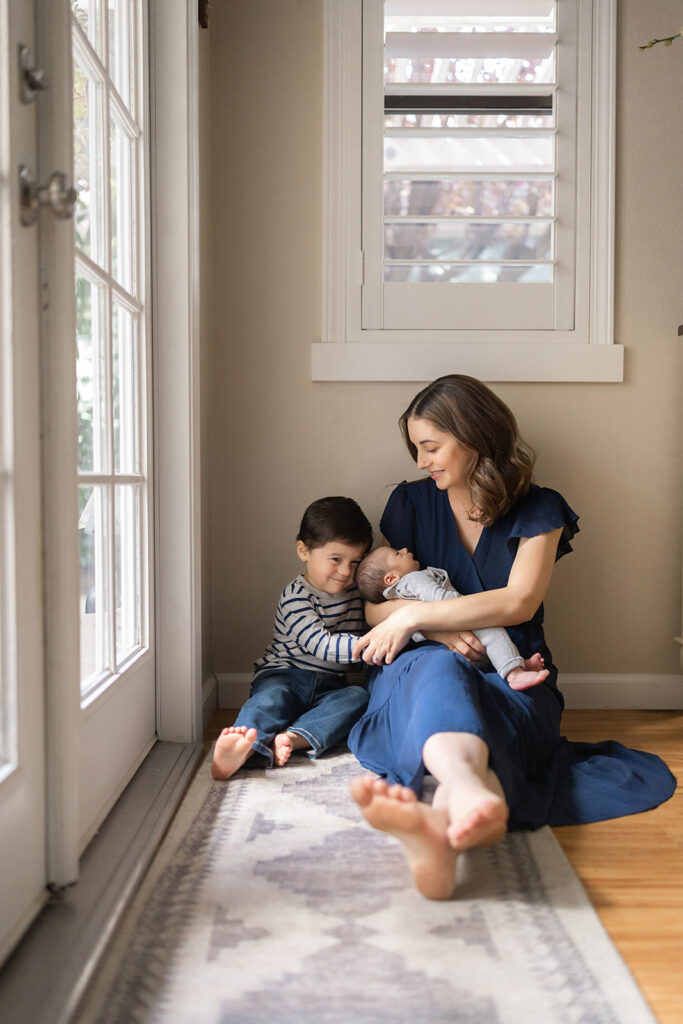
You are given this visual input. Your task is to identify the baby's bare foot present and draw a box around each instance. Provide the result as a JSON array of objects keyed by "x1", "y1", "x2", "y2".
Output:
[
  {"x1": 507, "y1": 666, "x2": 549, "y2": 691},
  {"x1": 351, "y1": 777, "x2": 457, "y2": 900},
  {"x1": 524, "y1": 653, "x2": 545, "y2": 672},
  {"x1": 211, "y1": 726, "x2": 257, "y2": 780}
]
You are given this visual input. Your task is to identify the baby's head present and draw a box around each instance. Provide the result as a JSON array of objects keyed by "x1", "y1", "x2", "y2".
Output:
[
  {"x1": 356, "y1": 546, "x2": 420, "y2": 603},
  {"x1": 296, "y1": 496, "x2": 373, "y2": 596}
]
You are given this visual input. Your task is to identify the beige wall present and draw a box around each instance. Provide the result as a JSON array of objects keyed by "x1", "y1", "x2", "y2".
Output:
[{"x1": 203, "y1": 1, "x2": 683, "y2": 679}]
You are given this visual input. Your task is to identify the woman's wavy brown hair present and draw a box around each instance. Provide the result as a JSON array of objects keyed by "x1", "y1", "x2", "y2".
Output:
[{"x1": 399, "y1": 375, "x2": 536, "y2": 526}]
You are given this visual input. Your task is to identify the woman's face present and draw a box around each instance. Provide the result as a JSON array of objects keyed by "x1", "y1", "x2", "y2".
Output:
[{"x1": 407, "y1": 417, "x2": 476, "y2": 492}]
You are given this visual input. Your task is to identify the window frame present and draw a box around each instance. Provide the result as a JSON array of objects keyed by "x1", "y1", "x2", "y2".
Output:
[{"x1": 314, "y1": 0, "x2": 622, "y2": 382}]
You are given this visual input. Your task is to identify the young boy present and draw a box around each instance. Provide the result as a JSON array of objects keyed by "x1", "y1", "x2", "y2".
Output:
[
  {"x1": 355, "y1": 546, "x2": 549, "y2": 691},
  {"x1": 211, "y1": 496, "x2": 373, "y2": 780}
]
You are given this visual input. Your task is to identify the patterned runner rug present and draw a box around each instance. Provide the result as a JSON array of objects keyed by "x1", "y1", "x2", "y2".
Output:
[{"x1": 76, "y1": 750, "x2": 655, "y2": 1024}]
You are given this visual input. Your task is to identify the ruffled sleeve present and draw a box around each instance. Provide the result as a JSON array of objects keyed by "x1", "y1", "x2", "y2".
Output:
[
  {"x1": 506, "y1": 486, "x2": 579, "y2": 562},
  {"x1": 379, "y1": 482, "x2": 417, "y2": 551}
]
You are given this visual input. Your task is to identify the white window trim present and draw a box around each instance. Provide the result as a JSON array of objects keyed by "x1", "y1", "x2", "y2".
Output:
[{"x1": 314, "y1": 0, "x2": 622, "y2": 383}]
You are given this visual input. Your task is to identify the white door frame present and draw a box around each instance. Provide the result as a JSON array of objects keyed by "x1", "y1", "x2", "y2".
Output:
[
  {"x1": 39, "y1": 0, "x2": 203, "y2": 888},
  {"x1": 37, "y1": 0, "x2": 81, "y2": 889},
  {"x1": 150, "y1": 0, "x2": 203, "y2": 745}
]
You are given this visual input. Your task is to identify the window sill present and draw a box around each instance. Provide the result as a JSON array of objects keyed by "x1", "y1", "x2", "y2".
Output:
[{"x1": 311, "y1": 341, "x2": 624, "y2": 383}]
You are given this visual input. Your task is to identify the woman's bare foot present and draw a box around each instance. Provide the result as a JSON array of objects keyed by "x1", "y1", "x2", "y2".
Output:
[
  {"x1": 422, "y1": 734, "x2": 508, "y2": 855},
  {"x1": 436, "y1": 772, "x2": 509, "y2": 852},
  {"x1": 211, "y1": 726, "x2": 257, "y2": 780},
  {"x1": 506, "y1": 666, "x2": 549, "y2": 691},
  {"x1": 351, "y1": 777, "x2": 457, "y2": 900},
  {"x1": 273, "y1": 731, "x2": 311, "y2": 767},
  {"x1": 446, "y1": 797, "x2": 508, "y2": 851}
]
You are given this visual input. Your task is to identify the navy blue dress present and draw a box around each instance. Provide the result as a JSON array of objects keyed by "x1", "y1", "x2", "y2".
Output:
[{"x1": 348, "y1": 480, "x2": 676, "y2": 829}]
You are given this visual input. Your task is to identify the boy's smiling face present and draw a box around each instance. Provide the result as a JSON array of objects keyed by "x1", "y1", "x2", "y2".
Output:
[{"x1": 296, "y1": 539, "x2": 368, "y2": 595}]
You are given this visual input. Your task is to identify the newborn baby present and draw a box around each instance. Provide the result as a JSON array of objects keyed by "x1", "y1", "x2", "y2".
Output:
[{"x1": 356, "y1": 547, "x2": 549, "y2": 691}]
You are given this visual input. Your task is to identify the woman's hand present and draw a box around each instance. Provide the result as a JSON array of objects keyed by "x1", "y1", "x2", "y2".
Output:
[
  {"x1": 426, "y1": 630, "x2": 487, "y2": 664},
  {"x1": 353, "y1": 605, "x2": 418, "y2": 665}
]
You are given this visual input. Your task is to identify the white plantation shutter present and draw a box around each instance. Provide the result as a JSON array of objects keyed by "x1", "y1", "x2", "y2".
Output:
[
  {"x1": 362, "y1": 0, "x2": 573, "y2": 332},
  {"x1": 315, "y1": 0, "x2": 621, "y2": 382}
]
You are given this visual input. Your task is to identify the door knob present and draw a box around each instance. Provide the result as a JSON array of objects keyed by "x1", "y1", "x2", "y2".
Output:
[
  {"x1": 18, "y1": 45, "x2": 49, "y2": 104},
  {"x1": 19, "y1": 165, "x2": 78, "y2": 227}
]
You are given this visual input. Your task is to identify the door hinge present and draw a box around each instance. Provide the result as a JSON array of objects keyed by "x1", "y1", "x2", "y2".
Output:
[{"x1": 40, "y1": 265, "x2": 49, "y2": 313}]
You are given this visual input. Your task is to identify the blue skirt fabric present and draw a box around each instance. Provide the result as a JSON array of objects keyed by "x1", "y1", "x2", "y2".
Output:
[
  {"x1": 348, "y1": 643, "x2": 677, "y2": 830},
  {"x1": 353, "y1": 479, "x2": 678, "y2": 829}
]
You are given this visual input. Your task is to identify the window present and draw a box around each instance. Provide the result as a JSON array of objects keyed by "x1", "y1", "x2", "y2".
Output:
[
  {"x1": 72, "y1": 0, "x2": 151, "y2": 699},
  {"x1": 314, "y1": 0, "x2": 622, "y2": 382}
]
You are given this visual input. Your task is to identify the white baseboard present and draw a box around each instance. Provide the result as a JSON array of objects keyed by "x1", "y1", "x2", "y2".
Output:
[
  {"x1": 559, "y1": 674, "x2": 683, "y2": 710},
  {"x1": 202, "y1": 674, "x2": 218, "y2": 731},
  {"x1": 216, "y1": 672, "x2": 683, "y2": 711}
]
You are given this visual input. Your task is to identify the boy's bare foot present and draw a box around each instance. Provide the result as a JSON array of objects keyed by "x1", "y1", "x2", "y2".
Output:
[
  {"x1": 273, "y1": 733, "x2": 292, "y2": 766},
  {"x1": 273, "y1": 731, "x2": 311, "y2": 767},
  {"x1": 351, "y1": 777, "x2": 457, "y2": 900},
  {"x1": 506, "y1": 666, "x2": 549, "y2": 691},
  {"x1": 211, "y1": 726, "x2": 257, "y2": 780}
]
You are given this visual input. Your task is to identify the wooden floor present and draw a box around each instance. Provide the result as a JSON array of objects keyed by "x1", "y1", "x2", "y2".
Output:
[
  {"x1": 553, "y1": 710, "x2": 683, "y2": 1024},
  {"x1": 208, "y1": 708, "x2": 683, "y2": 1022}
]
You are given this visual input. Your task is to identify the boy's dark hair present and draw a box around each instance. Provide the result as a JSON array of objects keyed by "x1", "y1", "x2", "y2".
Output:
[{"x1": 297, "y1": 496, "x2": 373, "y2": 552}]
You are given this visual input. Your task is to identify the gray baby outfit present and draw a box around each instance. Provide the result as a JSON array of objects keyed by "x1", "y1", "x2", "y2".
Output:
[{"x1": 384, "y1": 566, "x2": 524, "y2": 679}]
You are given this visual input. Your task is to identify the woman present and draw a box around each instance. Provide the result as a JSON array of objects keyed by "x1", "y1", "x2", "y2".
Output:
[{"x1": 348, "y1": 375, "x2": 676, "y2": 900}]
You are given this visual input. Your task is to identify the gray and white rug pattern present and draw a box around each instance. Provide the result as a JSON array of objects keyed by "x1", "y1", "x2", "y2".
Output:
[{"x1": 78, "y1": 752, "x2": 655, "y2": 1024}]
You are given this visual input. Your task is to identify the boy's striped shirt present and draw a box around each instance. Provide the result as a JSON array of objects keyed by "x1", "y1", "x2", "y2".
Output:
[{"x1": 253, "y1": 575, "x2": 366, "y2": 675}]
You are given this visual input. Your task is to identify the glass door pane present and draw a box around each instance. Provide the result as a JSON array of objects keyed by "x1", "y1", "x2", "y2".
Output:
[
  {"x1": 73, "y1": 51, "x2": 104, "y2": 261},
  {"x1": 73, "y1": 0, "x2": 149, "y2": 701},
  {"x1": 115, "y1": 483, "x2": 142, "y2": 662},
  {"x1": 76, "y1": 273, "x2": 107, "y2": 472},
  {"x1": 78, "y1": 483, "x2": 111, "y2": 681}
]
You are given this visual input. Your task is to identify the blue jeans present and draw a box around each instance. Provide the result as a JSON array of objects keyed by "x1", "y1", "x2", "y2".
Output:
[{"x1": 234, "y1": 666, "x2": 368, "y2": 767}]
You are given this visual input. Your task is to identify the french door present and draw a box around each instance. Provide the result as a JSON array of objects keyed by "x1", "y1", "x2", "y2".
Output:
[
  {"x1": 0, "y1": 0, "x2": 48, "y2": 967},
  {"x1": 0, "y1": 0, "x2": 156, "y2": 962},
  {"x1": 70, "y1": 0, "x2": 156, "y2": 851}
]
